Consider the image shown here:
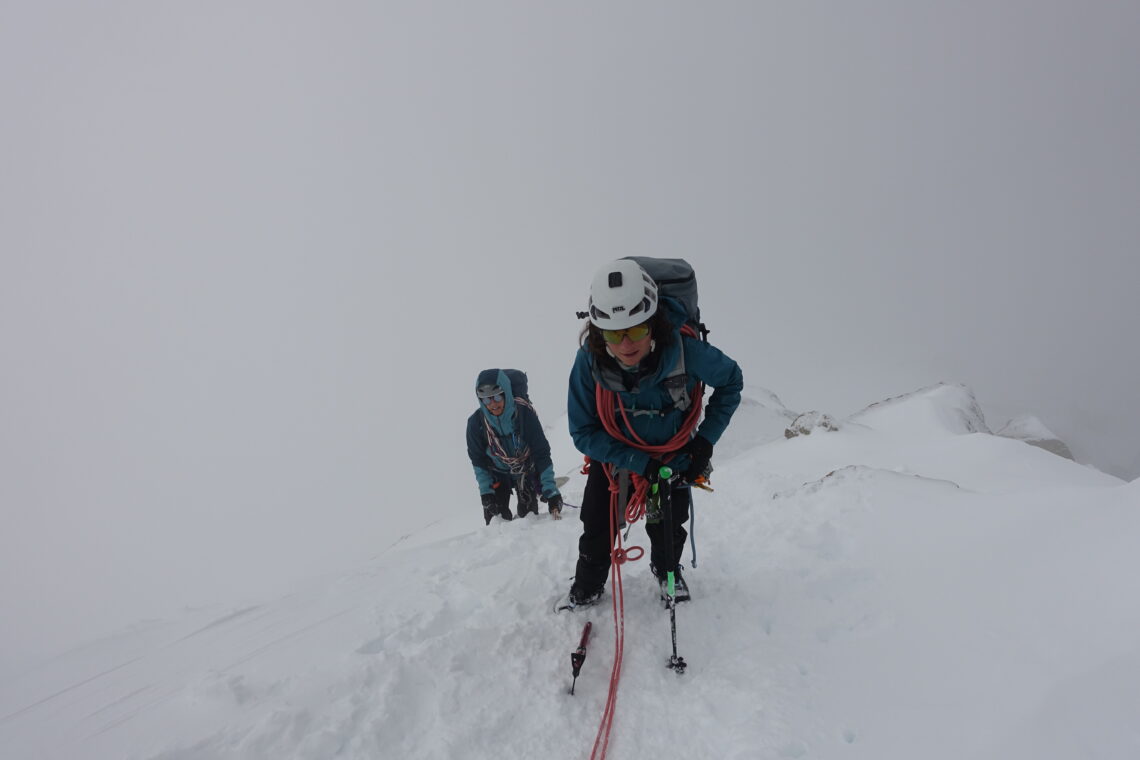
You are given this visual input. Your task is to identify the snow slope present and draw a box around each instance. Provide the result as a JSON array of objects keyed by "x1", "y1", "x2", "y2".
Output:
[{"x1": 2, "y1": 385, "x2": 1137, "y2": 760}]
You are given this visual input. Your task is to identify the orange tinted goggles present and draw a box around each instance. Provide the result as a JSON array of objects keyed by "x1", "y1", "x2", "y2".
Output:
[{"x1": 601, "y1": 324, "x2": 651, "y2": 344}]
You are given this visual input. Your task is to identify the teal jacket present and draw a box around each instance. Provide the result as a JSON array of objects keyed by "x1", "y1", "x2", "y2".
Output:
[
  {"x1": 567, "y1": 299, "x2": 743, "y2": 475},
  {"x1": 466, "y1": 369, "x2": 560, "y2": 498}
]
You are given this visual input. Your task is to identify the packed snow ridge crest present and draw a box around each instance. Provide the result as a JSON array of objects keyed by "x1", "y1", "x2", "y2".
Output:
[{"x1": 848, "y1": 382, "x2": 991, "y2": 436}]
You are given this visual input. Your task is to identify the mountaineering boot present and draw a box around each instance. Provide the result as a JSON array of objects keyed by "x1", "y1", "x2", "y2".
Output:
[
  {"x1": 555, "y1": 583, "x2": 604, "y2": 612},
  {"x1": 569, "y1": 584, "x2": 604, "y2": 608},
  {"x1": 517, "y1": 487, "x2": 538, "y2": 518},
  {"x1": 653, "y1": 564, "x2": 691, "y2": 603},
  {"x1": 498, "y1": 505, "x2": 513, "y2": 521}
]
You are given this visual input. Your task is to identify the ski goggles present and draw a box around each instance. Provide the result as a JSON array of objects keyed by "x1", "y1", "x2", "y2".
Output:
[
  {"x1": 481, "y1": 393, "x2": 505, "y2": 405},
  {"x1": 601, "y1": 323, "x2": 651, "y2": 344}
]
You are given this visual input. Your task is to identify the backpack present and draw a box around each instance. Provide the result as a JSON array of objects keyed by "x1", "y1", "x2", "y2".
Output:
[
  {"x1": 622, "y1": 256, "x2": 707, "y2": 341},
  {"x1": 500, "y1": 368, "x2": 530, "y2": 402}
]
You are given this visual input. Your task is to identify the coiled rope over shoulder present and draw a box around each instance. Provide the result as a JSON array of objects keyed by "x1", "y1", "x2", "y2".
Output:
[{"x1": 481, "y1": 397, "x2": 532, "y2": 475}]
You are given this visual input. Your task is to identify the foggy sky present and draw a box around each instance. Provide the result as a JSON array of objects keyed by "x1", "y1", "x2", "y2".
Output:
[{"x1": 3, "y1": 2, "x2": 1138, "y2": 667}]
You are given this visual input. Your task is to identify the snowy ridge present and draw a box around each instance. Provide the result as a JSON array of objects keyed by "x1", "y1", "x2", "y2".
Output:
[
  {"x1": 849, "y1": 382, "x2": 991, "y2": 436},
  {"x1": 713, "y1": 384, "x2": 799, "y2": 459},
  {"x1": 1, "y1": 385, "x2": 1137, "y2": 760},
  {"x1": 997, "y1": 414, "x2": 1076, "y2": 461},
  {"x1": 997, "y1": 414, "x2": 1061, "y2": 442}
]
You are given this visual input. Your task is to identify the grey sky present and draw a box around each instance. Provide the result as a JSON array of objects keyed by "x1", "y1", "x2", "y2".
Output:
[{"x1": 3, "y1": 2, "x2": 1138, "y2": 665}]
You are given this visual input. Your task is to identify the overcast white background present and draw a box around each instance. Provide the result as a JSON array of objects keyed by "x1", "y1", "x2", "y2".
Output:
[{"x1": 2, "y1": 2, "x2": 1138, "y2": 670}]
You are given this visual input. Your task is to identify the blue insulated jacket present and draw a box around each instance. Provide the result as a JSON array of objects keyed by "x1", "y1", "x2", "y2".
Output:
[
  {"x1": 567, "y1": 298, "x2": 743, "y2": 476},
  {"x1": 466, "y1": 369, "x2": 561, "y2": 499}
]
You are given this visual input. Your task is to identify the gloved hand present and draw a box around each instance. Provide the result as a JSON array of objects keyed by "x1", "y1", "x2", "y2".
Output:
[
  {"x1": 681, "y1": 436, "x2": 713, "y2": 483},
  {"x1": 481, "y1": 493, "x2": 496, "y2": 526},
  {"x1": 642, "y1": 458, "x2": 668, "y2": 483},
  {"x1": 547, "y1": 494, "x2": 563, "y2": 519}
]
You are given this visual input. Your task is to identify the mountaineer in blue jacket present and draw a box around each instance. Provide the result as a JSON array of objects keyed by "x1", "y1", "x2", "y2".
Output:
[
  {"x1": 466, "y1": 368, "x2": 563, "y2": 525},
  {"x1": 564, "y1": 259, "x2": 743, "y2": 608}
]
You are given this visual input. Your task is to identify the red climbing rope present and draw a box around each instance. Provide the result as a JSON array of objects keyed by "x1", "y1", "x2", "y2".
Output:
[{"x1": 587, "y1": 381, "x2": 704, "y2": 759}]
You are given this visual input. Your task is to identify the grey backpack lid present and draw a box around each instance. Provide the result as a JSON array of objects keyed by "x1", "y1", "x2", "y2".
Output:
[{"x1": 622, "y1": 257, "x2": 701, "y2": 332}]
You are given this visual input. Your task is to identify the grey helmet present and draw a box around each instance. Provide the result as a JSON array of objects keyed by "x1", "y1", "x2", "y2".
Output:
[{"x1": 476, "y1": 383, "x2": 504, "y2": 399}]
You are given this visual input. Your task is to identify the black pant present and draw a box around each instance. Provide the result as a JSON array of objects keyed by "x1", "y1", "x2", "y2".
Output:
[
  {"x1": 489, "y1": 470, "x2": 539, "y2": 518},
  {"x1": 573, "y1": 463, "x2": 690, "y2": 593}
]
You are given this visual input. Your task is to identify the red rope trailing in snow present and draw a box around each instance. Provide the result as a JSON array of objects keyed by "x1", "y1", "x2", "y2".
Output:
[
  {"x1": 589, "y1": 472, "x2": 640, "y2": 760},
  {"x1": 587, "y1": 382, "x2": 704, "y2": 760}
]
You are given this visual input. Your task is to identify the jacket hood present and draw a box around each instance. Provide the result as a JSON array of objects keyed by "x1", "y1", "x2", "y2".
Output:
[{"x1": 476, "y1": 368, "x2": 517, "y2": 435}]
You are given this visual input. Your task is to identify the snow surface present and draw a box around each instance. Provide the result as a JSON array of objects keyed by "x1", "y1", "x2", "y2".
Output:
[{"x1": 2, "y1": 385, "x2": 1137, "y2": 760}]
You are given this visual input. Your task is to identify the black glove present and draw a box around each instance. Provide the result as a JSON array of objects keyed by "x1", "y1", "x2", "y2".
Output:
[
  {"x1": 480, "y1": 493, "x2": 496, "y2": 526},
  {"x1": 547, "y1": 494, "x2": 563, "y2": 511},
  {"x1": 681, "y1": 436, "x2": 713, "y2": 483},
  {"x1": 642, "y1": 458, "x2": 668, "y2": 483}
]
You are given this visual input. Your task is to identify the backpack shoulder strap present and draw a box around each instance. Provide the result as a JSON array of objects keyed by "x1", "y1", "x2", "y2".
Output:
[{"x1": 591, "y1": 343, "x2": 693, "y2": 414}]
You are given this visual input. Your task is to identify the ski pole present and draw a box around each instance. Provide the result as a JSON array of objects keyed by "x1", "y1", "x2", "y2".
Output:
[
  {"x1": 658, "y1": 465, "x2": 687, "y2": 674},
  {"x1": 665, "y1": 570, "x2": 686, "y2": 673},
  {"x1": 688, "y1": 487, "x2": 698, "y2": 569},
  {"x1": 570, "y1": 620, "x2": 592, "y2": 695}
]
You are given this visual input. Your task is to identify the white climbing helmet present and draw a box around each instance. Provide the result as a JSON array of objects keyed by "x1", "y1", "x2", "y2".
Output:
[{"x1": 587, "y1": 259, "x2": 658, "y2": 330}]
